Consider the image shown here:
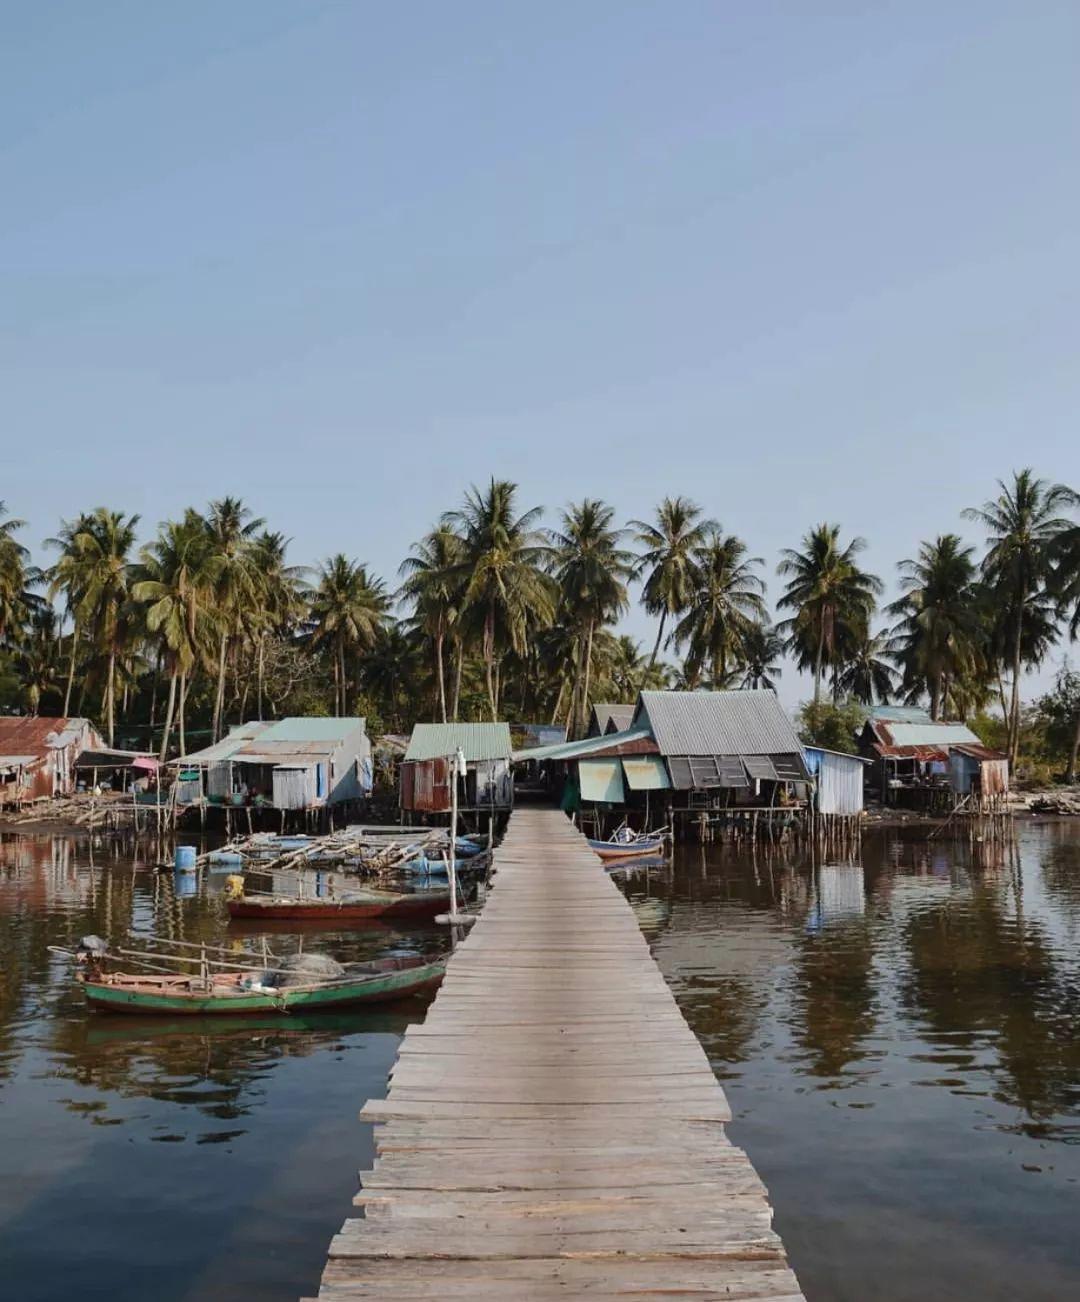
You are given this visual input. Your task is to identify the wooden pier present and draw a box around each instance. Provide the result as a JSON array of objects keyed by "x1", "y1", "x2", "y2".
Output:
[{"x1": 312, "y1": 808, "x2": 805, "y2": 1300}]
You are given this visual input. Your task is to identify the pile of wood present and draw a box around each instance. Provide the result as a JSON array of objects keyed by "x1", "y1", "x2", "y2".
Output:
[
  {"x1": 0, "y1": 793, "x2": 146, "y2": 830},
  {"x1": 197, "y1": 827, "x2": 465, "y2": 879}
]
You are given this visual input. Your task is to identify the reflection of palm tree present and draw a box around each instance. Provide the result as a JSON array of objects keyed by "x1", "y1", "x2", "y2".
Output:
[{"x1": 898, "y1": 879, "x2": 1075, "y2": 1120}]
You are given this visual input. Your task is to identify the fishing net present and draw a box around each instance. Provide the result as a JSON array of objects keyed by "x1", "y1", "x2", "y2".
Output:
[{"x1": 271, "y1": 952, "x2": 347, "y2": 987}]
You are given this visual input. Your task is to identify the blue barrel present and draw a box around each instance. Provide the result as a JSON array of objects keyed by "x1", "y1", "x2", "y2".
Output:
[{"x1": 174, "y1": 845, "x2": 197, "y2": 870}]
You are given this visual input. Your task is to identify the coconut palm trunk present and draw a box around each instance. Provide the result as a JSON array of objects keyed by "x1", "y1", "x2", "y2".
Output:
[
  {"x1": 159, "y1": 670, "x2": 178, "y2": 761},
  {"x1": 648, "y1": 610, "x2": 667, "y2": 670},
  {"x1": 1068, "y1": 711, "x2": 1080, "y2": 785},
  {"x1": 106, "y1": 647, "x2": 116, "y2": 745},
  {"x1": 1010, "y1": 605, "x2": 1024, "y2": 766},
  {"x1": 452, "y1": 642, "x2": 463, "y2": 721},
  {"x1": 483, "y1": 606, "x2": 497, "y2": 721},
  {"x1": 178, "y1": 671, "x2": 188, "y2": 756},
  {"x1": 63, "y1": 625, "x2": 78, "y2": 716},
  {"x1": 813, "y1": 619, "x2": 825, "y2": 707},
  {"x1": 580, "y1": 620, "x2": 596, "y2": 739},
  {"x1": 434, "y1": 625, "x2": 447, "y2": 723},
  {"x1": 212, "y1": 630, "x2": 228, "y2": 741}
]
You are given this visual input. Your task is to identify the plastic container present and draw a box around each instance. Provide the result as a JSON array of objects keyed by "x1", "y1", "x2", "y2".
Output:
[{"x1": 174, "y1": 845, "x2": 197, "y2": 870}]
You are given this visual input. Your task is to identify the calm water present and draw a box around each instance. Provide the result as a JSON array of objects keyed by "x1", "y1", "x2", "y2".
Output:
[
  {"x1": 619, "y1": 822, "x2": 1080, "y2": 1302},
  {"x1": 3, "y1": 826, "x2": 1080, "y2": 1300},
  {"x1": 0, "y1": 833, "x2": 449, "y2": 1302}
]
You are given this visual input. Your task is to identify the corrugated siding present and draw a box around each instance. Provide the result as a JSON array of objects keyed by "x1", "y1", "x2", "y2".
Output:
[
  {"x1": 511, "y1": 726, "x2": 654, "y2": 764},
  {"x1": 622, "y1": 756, "x2": 671, "y2": 790},
  {"x1": 579, "y1": 758, "x2": 626, "y2": 803},
  {"x1": 273, "y1": 766, "x2": 315, "y2": 809},
  {"x1": 815, "y1": 752, "x2": 864, "y2": 816},
  {"x1": 406, "y1": 723, "x2": 513, "y2": 763},
  {"x1": 207, "y1": 763, "x2": 232, "y2": 798},
  {"x1": 639, "y1": 690, "x2": 802, "y2": 757}
]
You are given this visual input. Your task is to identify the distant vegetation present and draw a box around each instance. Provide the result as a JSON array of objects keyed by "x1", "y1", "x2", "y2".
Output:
[{"x1": 1, "y1": 469, "x2": 1080, "y2": 776}]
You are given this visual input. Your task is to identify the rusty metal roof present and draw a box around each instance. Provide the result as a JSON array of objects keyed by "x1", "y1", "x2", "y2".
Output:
[
  {"x1": 0, "y1": 716, "x2": 93, "y2": 755},
  {"x1": 952, "y1": 743, "x2": 1008, "y2": 762},
  {"x1": 866, "y1": 717, "x2": 985, "y2": 757}
]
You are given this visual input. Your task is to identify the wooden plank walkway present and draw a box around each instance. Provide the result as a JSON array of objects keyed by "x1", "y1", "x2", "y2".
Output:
[{"x1": 312, "y1": 808, "x2": 806, "y2": 1300}]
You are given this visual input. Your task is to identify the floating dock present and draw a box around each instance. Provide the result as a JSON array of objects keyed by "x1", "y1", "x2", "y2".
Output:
[{"x1": 312, "y1": 807, "x2": 805, "y2": 1299}]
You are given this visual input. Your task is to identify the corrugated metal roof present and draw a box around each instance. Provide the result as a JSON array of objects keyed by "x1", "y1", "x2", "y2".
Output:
[
  {"x1": 804, "y1": 747, "x2": 872, "y2": 772},
  {"x1": 0, "y1": 716, "x2": 92, "y2": 754},
  {"x1": 952, "y1": 743, "x2": 1008, "y2": 761},
  {"x1": 406, "y1": 722, "x2": 513, "y2": 763},
  {"x1": 0, "y1": 754, "x2": 39, "y2": 767},
  {"x1": 511, "y1": 726, "x2": 653, "y2": 763},
  {"x1": 589, "y1": 704, "x2": 634, "y2": 736},
  {"x1": 868, "y1": 705, "x2": 933, "y2": 723},
  {"x1": 879, "y1": 721, "x2": 982, "y2": 748},
  {"x1": 235, "y1": 752, "x2": 317, "y2": 768},
  {"x1": 172, "y1": 722, "x2": 270, "y2": 766},
  {"x1": 257, "y1": 717, "x2": 365, "y2": 743},
  {"x1": 637, "y1": 690, "x2": 803, "y2": 758}
]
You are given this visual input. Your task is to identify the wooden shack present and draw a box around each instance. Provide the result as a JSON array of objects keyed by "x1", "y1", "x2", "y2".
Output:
[
  {"x1": 0, "y1": 716, "x2": 102, "y2": 807},
  {"x1": 859, "y1": 707, "x2": 1006, "y2": 809},
  {"x1": 400, "y1": 722, "x2": 514, "y2": 816}
]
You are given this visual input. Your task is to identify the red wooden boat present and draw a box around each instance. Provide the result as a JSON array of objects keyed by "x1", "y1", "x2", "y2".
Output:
[{"x1": 226, "y1": 885, "x2": 452, "y2": 922}]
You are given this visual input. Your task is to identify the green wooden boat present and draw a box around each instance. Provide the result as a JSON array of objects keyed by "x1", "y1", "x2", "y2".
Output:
[{"x1": 78, "y1": 954, "x2": 445, "y2": 1016}]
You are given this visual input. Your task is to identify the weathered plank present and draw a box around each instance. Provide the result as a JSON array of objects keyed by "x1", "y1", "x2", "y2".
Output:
[{"x1": 311, "y1": 808, "x2": 804, "y2": 1300}]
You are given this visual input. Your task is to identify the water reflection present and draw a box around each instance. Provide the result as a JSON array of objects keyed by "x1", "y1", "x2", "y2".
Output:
[
  {"x1": 620, "y1": 823, "x2": 1080, "y2": 1302},
  {"x1": 0, "y1": 831, "x2": 445, "y2": 1302}
]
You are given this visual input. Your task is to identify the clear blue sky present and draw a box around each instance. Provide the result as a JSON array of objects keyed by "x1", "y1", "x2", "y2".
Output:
[{"x1": 3, "y1": 2, "x2": 1079, "y2": 706}]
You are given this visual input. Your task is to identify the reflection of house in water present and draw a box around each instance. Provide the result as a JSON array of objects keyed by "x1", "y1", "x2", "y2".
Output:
[{"x1": 808, "y1": 865, "x2": 866, "y2": 929}]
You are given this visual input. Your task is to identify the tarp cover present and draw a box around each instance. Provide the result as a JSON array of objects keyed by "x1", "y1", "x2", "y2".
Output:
[
  {"x1": 622, "y1": 756, "x2": 671, "y2": 790},
  {"x1": 579, "y1": 758, "x2": 626, "y2": 803}
]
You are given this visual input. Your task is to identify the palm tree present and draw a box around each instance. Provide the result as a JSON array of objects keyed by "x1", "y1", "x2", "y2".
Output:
[
  {"x1": 203, "y1": 497, "x2": 265, "y2": 742},
  {"x1": 444, "y1": 480, "x2": 554, "y2": 721},
  {"x1": 739, "y1": 622, "x2": 784, "y2": 690},
  {"x1": 671, "y1": 531, "x2": 766, "y2": 688},
  {"x1": 15, "y1": 606, "x2": 60, "y2": 715},
  {"x1": 887, "y1": 535, "x2": 985, "y2": 719},
  {"x1": 629, "y1": 497, "x2": 717, "y2": 668},
  {"x1": 308, "y1": 556, "x2": 390, "y2": 715},
  {"x1": 777, "y1": 524, "x2": 882, "y2": 707},
  {"x1": 46, "y1": 512, "x2": 96, "y2": 716},
  {"x1": 398, "y1": 526, "x2": 465, "y2": 723},
  {"x1": 132, "y1": 512, "x2": 215, "y2": 758},
  {"x1": 832, "y1": 626, "x2": 896, "y2": 705},
  {"x1": 964, "y1": 470, "x2": 1076, "y2": 764},
  {"x1": 249, "y1": 530, "x2": 307, "y2": 721},
  {"x1": 72, "y1": 508, "x2": 140, "y2": 745},
  {"x1": 0, "y1": 503, "x2": 42, "y2": 649},
  {"x1": 551, "y1": 500, "x2": 634, "y2": 737}
]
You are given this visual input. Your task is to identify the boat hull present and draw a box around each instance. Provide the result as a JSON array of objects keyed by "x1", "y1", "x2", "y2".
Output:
[
  {"x1": 81, "y1": 957, "x2": 446, "y2": 1015},
  {"x1": 588, "y1": 837, "x2": 664, "y2": 860},
  {"x1": 226, "y1": 891, "x2": 450, "y2": 922}
]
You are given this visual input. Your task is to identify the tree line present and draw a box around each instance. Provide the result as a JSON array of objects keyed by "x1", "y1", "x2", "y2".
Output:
[{"x1": 1, "y1": 469, "x2": 1079, "y2": 773}]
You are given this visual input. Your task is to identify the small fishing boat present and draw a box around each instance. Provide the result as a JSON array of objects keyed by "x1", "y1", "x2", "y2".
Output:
[
  {"x1": 588, "y1": 826, "x2": 666, "y2": 860},
  {"x1": 226, "y1": 884, "x2": 452, "y2": 922},
  {"x1": 78, "y1": 953, "x2": 446, "y2": 1016}
]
